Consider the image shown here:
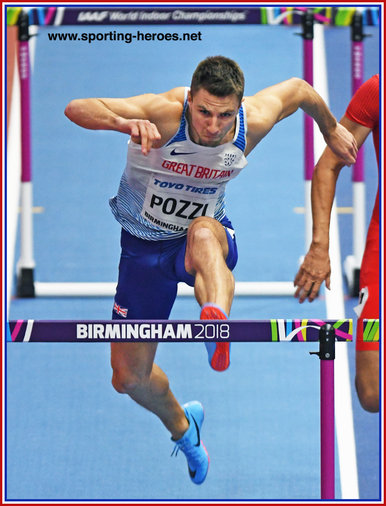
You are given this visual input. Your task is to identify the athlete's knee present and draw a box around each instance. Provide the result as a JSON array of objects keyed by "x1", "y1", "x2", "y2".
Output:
[
  {"x1": 188, "y1": 219, "x2": 222, "y2": 257},
  {"x1": 355, "y1": 374, "x2": 379, "y2": 413},
  {"x1": 190, "y1": 220, "x2": 217, "y2": 242},
  {"x1": 187, "y1": 229, "x2": 220, "y2": 275},
  {"x1": 111, "y1": 365, "x2": 150, "y2": 396}
]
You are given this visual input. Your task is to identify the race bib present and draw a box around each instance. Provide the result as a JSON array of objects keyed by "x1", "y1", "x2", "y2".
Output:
[
  {"x1": 354, "y1": 286, "x2": 369, "y2": 318},
  {"x1": 141, "y1": 175, "x2": 219, "y2": 231}
]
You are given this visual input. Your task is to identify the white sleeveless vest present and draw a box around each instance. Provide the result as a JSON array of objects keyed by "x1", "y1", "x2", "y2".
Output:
[{"x1": 110, "y1": 89, "x2": 248, "y2": 240}]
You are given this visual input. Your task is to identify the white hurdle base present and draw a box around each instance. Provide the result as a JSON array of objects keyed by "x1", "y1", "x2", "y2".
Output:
[
  {"x1": 33, "y1": 281, "x2": 296, "y2": 298},
  {"x1": 343, "y1": 255, "x2": 361, "y2": 297}
]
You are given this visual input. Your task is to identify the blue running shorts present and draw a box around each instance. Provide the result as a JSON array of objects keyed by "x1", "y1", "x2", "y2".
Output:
[{"x1": 112, "y1": 218, "x2": 238, "y2": 319}]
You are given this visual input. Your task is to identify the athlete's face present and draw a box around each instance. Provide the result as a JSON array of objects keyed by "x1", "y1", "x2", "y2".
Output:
[{"x1": 187, "y1": 88, "x2": 241, "y2": 147}]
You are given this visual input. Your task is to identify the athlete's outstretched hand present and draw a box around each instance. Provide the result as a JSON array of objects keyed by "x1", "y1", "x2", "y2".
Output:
[
  {"x1": 323, "y1": 122, "x2": 358, "y2": 166},
  {"x1": 294, "y1": 245, "x2": 331, "y2": 303},
  {"x1": 116, "y1": 118, "x2": 162, "y2": 155}
]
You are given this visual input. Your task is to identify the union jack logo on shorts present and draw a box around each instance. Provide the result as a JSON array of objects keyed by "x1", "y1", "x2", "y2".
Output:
[{"x1": 114, "y1": 302, "x2": 128, "y2": 318}]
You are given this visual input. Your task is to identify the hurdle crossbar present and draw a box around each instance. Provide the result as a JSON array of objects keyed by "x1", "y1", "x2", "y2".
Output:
[
  {"x1": 8, "y1": 318, "x2": 353, "y2": 343},
  {"x1": 7, "y1": 318, "x2": 358, "y2": 500},
  {"x1": 8, "y1": 318, "x2": 379, "y2": 500},
  {"x1": 32, "y1": 281, "x2": 296, "y2": 298}
]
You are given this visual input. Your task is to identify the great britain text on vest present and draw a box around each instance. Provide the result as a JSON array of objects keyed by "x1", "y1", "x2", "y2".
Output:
[{"x1": 162, "y1": 159, "x2": 234, "y2": 179}]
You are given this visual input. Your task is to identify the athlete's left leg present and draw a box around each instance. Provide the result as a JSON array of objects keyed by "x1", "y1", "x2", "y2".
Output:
[
  {"x1": 184, "y1": 216, "x2": 235, "y2": 315},
  {"x1": 175, "y1": 217, "x2": 237, "y2": 371}
]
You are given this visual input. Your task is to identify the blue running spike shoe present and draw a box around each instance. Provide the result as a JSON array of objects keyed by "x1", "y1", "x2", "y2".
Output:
[
  {"x1": 201, "y1": 304, "x2": 231, "y2": 371},
  {"x1": 171, "y1": 401, "x2": 209, "y2": 485}
]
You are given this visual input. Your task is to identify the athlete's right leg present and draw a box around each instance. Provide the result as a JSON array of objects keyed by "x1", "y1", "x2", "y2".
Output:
[
  {"x1": 110, "y1": 230, "x2": 189, "y2": 439},
  {"x1": 111, "y1": 230, "x2": 210, "y2": 483},
  {"x1": 111, "y1": 342, "x2": 189, "y2": 439}
]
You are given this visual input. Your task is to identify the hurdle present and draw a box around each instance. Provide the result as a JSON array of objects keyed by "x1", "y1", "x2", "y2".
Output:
[
  {"x1": 8, "y1": 6, "x2": 379, "y2": 300},
  {"x1": 15, "y1": 10, "x2": 35, "y2": 297},
  {"x1": 8, "y1": 317, "x2": 363, "y2": 500},
  {"x1": 344, "y1": 10, "x2": 369, "y2": 296},
  {"x1": 301, "y1": 9, "x2": 315, "y2": 252}
]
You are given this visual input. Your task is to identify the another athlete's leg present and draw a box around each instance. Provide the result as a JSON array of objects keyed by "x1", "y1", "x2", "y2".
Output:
[
  {"x1": 354, "y1": 228, "x2": 379, "y2": 413},
  {"x1": 355, "y1": 350, "x2": 379, "y2": 413},
  {"x1": 354, "y1": 243, "x2": 379, "y2": 413}
]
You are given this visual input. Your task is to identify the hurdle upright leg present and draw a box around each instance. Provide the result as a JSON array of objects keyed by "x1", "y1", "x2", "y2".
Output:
[
  {"x1": 16, "y1": 10, "x2": 35, "y2": 297},
  {"x1": 301, "y1": 10, "x2": 314, "y2": 252},
  {"x1": 311, "y1": 323, "x2": 336, "y2": 500},
  {"x1": 344, "y1": 11, "x2": 367, "y2": 296}
]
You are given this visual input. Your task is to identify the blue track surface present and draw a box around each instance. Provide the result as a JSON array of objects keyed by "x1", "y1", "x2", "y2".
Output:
[{"x1": 6, "y1": 19, "x2": 380, "y2": 502}]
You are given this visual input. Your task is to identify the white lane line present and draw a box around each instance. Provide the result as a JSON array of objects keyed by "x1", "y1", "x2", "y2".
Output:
[{"x1": 313, "y1": 23, "x2": 359, "y2": 499}]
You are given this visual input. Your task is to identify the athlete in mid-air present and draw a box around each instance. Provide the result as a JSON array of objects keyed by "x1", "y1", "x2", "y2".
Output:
[{"x1": 65, "y1": 56, "x2": 357, "y2": 484}]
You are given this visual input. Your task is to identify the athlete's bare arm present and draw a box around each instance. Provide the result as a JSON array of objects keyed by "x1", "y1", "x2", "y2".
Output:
[
  {"x1": 294, "y1": 116, "x2": 372, "y2": 302},
  {"x1": 65, "y1": 87, "x2": 185, "y2": 154},
  {"x1": 244, "y1": 78, "x2": 358, "y2": 163}
]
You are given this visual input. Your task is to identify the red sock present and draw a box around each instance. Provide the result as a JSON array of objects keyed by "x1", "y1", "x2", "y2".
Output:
[
  {"x1": 200, "y1": 304, "x2": 230, "y2": 371},
  {"x1": 200, "y1": 304, "x2": 228, "y2": 320}
]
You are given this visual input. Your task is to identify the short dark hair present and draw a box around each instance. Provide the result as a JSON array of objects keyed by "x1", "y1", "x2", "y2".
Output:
[{"x1": 190, "y1": 56, "x2": 245, "y2": 104}]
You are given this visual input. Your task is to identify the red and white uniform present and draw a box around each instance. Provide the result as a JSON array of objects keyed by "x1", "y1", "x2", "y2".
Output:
[{"x1": 346, "y1": 74, "x2": 379, "y2": 350}]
